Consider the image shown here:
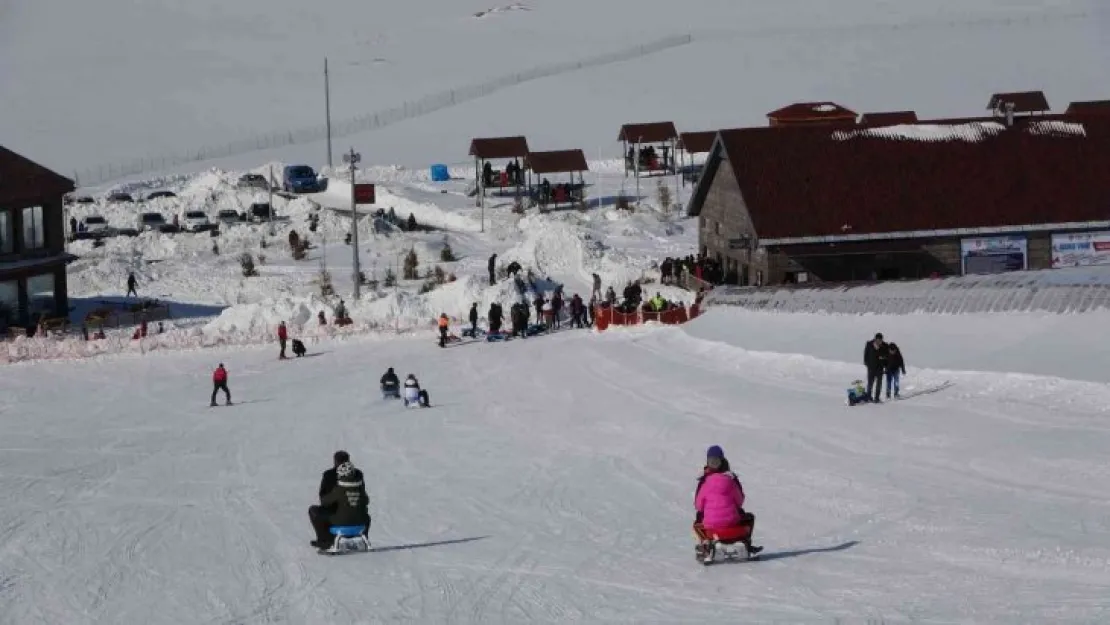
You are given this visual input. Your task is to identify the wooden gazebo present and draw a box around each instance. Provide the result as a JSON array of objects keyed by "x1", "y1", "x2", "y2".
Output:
[
  {"x1": 523, "y1": 149, "x2": 589, "y2": 209},
  {"x1": 468, "y1": 136, "x2": 530, "y2": 196},
  {"x1": 617, "y1": 122, "x2": 678, "y2": 176}
]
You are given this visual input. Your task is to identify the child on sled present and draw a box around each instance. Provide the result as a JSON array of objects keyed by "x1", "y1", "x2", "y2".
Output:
[{"x1": 693, "y1": 445, "x2": 762, "y2": 563}]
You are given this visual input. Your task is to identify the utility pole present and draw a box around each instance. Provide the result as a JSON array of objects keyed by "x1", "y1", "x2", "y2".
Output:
[
  {"x1": 479, "y1": 174, "x2": 485, "y2": 233},
  {"x1": 325, "y1": 58, "x2": 333, "y2": 170},
  {"x1": 343, "y1": 148, "x2": 361, "y2": 299},
  {"x1": 635, "y1": 136, "x2": 642, "y2": 207},
  {"x1": 268, "y1": 164, "x2": 275, "y2": 236}
]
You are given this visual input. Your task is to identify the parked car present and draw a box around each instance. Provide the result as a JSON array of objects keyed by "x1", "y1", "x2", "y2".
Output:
[
  {"x1": 216, "y1": 209, "x2": 242, "y2": 227},
  {"x1": 80, "y1": 215, "x2": 112, "y2": 235},
  {"x1": 138, "y1": 212, "x2": 167, "y2": 231},
  {"x1": 282, "y1": 165, "x2": 320, "y2": 194},
  {"x1": 147, "y1": 190, "x2": 177, "y2": 200},
  {"x1": 237, "y1": 173, "x2": 269, "y2": 190},
  {"x1": 107, "y1": 192, "x2": 134, "y2": 203},
  {"x1": 181, "y1": 210, "x2": 212, "y2": 232},
  {"x1": 248, "y1": 202, "x2": 275, "y2": 222}
]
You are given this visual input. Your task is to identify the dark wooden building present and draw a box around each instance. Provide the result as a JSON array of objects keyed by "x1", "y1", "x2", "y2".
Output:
[
  {"x1": 0, "y1": 145, "x2": 77, "y2": 331},
  {"x1": 686, "y1": 114, "x2": 1110, "y2": 285}
]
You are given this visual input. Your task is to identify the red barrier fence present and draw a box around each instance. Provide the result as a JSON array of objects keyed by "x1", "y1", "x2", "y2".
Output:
[{"x1": 594, "y1": 304, "x2": 700, "y2": 331}]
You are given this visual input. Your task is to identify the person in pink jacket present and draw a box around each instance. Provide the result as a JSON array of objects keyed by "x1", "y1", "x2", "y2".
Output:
[{"x1": 693, "y1": 445, "x2": 762, "y2": 561}]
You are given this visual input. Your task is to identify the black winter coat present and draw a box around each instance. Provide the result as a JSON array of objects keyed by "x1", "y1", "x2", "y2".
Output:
[
  {"x1": 469, "y1": 306, "x2": 478, "y2": 323},
  {"x1": 886, "y1": 349, "x2": 906, "y2": 374},
  {"x1": 318, "y1": 467, "x2": 339, "y2": 514},
  {"x1": 380, "y1": 372, "x2": 399, "y2": 387},
  {"x1": 864, "y1": 341, "x2": 890, "y2": 372},
  {"x1": 320, "y1": 468, "x2": 370, "y2": 527}
]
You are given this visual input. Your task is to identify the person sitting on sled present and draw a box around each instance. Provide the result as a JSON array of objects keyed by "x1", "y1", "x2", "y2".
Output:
[
  {"x1": 308, "y1": 452, "x2": 370, "y2": 550},
  {"x1": 403, "y1": 374, "x2": 431, "y2": 407},
  {"x1": 693, "y1": 445, "x2": 762, "y2": 559},
  {"x1": 380, "y1": 367, "x2": 400, "y2": 397},
  {"x1": 847, "y1": 379, "x2": 870, "y2": 405}
]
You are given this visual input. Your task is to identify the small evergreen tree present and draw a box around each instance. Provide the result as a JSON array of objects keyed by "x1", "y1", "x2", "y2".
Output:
[
  {"x1": 440, "y1": 238, "x2": 457, "y2": 262},
  {"x1": 402, "y1": 247, "x2": 419, "y2": 280},
  {"x1": 212, "y1": 241, "x2": 219, "y2": 255},
  {"x1": 239, "y1": 253, "x2": 257, "y2": 277},
  {"x1": 433, "y1": 265, "x2": 446, "y2": 284},
  {"x1": 383, "y1": 266, "x2": 397, "y2": 287},
  {"x1": 318, "y1": 263, "x2": 335, "y2": 297}
]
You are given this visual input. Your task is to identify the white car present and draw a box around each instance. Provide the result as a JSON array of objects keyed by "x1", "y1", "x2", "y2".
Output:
[
  {"x1": 80, "y1": 215, "x2": 111, "y2": 234},
  {"x1": 181, "y1": 210, "x2": 211, "y2": 232}
]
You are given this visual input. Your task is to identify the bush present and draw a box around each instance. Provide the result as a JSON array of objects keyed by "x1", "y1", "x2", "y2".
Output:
[
  {"x1": 318, "y1": 261, "x2": 335, "y2": 297},
  {"x1": 260, "y1": 238, "x2": 268, "y2": 249},
  {"x1": 212, "y1": 241, "x2": 219, "y2": 255},
  {"x1": 402, "y1": 247, "x2": 419, "y2": 280},
  {"x1": 433, "y1": 265, "x2": 446, "y2": 284},
  {"x1": 383, "y1": 267, "x2": 397, "y2": 287},
  {"x1": 440, "y1": 240, "x2": 457, "y2": 262},
  {"x1": 656, "y1": 179, "x2": 672, "y2": 213},
  {"x1": 239, "y1": 253, "x2": 258, "y2": 277},
  {"x1": 418, "y1": 280, "x2": 438, "y2": 294},
  {"x1": 616, "y1": 195, "x2": 631, "y2": 211}
]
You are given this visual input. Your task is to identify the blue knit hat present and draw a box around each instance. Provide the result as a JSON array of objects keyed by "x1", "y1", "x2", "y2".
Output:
[{"x1": 706, "y1": 445, "x2": 724, "y2": 459}]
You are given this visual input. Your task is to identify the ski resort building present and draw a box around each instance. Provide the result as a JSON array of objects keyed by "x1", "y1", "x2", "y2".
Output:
[
  {"x1": 0, "y1": 145, "x2": 76, "y2": 333},
  {"x1": 686, "y1": 98, "x2": 1110, "y2": 286}
]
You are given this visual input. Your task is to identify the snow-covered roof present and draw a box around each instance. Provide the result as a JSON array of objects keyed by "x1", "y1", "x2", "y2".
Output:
[
  {"x1": 1026, "y1": 120, "x2": 1087, "y2": 137},
  {"x1": 831, "y1": 122, "x2": 1006, "y2": 143}
]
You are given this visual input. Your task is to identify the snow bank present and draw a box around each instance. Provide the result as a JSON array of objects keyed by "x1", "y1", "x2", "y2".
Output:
[
  {"x1": 317, "y1": 179, "x2": 482, "y2": 233},
  {"x1": 703, "y1": 267, "x2": 1110, "y2": 315}
]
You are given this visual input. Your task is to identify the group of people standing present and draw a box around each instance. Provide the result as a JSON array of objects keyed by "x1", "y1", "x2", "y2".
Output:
[{"x1": 862, "y1": 332, "x2": 907, "y2": 402}]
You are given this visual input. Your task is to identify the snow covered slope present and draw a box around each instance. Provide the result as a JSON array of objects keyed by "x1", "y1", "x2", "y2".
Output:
[
  {"x1": 3, "y1": 0, "x2": 1106, "y2": 184},
  {"x1": 2, "y1": 311, "x2": 1110, "y2": 623}
]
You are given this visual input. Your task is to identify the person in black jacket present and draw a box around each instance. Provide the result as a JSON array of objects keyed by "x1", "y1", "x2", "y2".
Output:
[
  {"x1": 488, "y1": 253, "x2": 497, "y2": 285},
  {"x1": 863, "y1": 333, "x2": 890, "y2": 402},
  {"x1": 380, "y1": 367, "x2": 400, "y2": 397},
  {"x1": 468, "y1": 303, "x2": 479, "y2": 337},
  {"x1": 309, "y1": 451, "x2": 370, "y2": 548},
  {"x1": 885, "y1": 342, "x2": 906, "y2": 399}
]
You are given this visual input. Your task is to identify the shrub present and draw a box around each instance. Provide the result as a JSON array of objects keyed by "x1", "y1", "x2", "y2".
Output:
[
  {"x1": 239, "y1": 253, "x2": 257, "y2": 277},
  {"x1": 383, "y1": 267, "x2": 397, "y2": 287},
  {"x1": 433, "y1": 265, "x2": 446, "y2": 284},
  {"x1": 212, "y1": 241, "x2": 219, "y2": 255},
  {"x1": 656, "y1": 179, "x2": 672, "y2": 213},
  {"x1": 616, "y1": 195, "x2": 631, "y2": 211},
  {"x1": 440, "y1": 240, "x2": 457, "y2": 262},
  {"x1": 418, "y1": 280, "x2": 437, "y2": 294},
  {"x1": 318, "y1": 262, "x2": 335, "y2": 297},
  {"x1": 402, "y1": 247, "x2": 419, "y2": 280}
]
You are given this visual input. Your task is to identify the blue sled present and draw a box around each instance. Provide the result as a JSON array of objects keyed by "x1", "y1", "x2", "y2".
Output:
[{"x1": 322, "y1": 525, "x2": 371, "y2": 555}]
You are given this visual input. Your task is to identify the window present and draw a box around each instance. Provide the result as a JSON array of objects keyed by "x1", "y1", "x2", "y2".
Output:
[
  {"x1": 714, "y1": 221, "x2": 721, "y2": 235},
  {"x1": 0, "y1": 210, "x2": 12, "y2": 254},
  {"x1": 0, "y1": 280, "x2": 17, "y2": 326},
  {"x1": 22, "y1": 205, "x2": 45, "y2": 250},
  {"x1": 26, "y1": 272, "x2": 56, "y2": 317}
]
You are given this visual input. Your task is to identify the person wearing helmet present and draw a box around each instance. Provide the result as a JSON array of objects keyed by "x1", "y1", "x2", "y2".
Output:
[
  {"x1": 693, "y1": 445, "x2": 761, "y2": 561},
  {"x1": 380, "y1": 367, "x2": 400, "y2": 398},
  {"x1": 210, "y1": 363, "x2": 231, "y2": 407},
  {"x1": 309, "y1": 450, "x2": 370, "y2": 549}
]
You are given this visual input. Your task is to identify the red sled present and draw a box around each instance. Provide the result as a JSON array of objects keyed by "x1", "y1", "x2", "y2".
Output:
[{"x1": 693, "y1": 521, "x2": 752, "y2": 544}]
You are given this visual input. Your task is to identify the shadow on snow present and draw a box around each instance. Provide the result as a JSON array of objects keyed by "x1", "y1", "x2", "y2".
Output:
[
  {"x1": 757, "y1": 540, "x2": 860, "y2": 563},
  {"x1": 368, "y1": 535, "x2": 490, "y2": 554}
]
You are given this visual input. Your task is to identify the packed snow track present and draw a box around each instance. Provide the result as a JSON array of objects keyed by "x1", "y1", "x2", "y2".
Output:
[{"x1": 2, "y1": 312, "x2": 1110, "y2": 623}]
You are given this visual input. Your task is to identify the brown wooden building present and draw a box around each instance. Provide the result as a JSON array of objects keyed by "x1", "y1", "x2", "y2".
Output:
[
  {"x1": 686, "y1": 113, "x2": 1110, "y2": 286},
  {"x1": 0, "y1": 145, "x2": 77, "y2": 331},
  {"x1": 766, "y1": 102, "x2": 857, "y2": 127}
]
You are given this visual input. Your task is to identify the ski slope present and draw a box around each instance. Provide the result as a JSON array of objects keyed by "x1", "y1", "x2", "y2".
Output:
[{"x1": 3, "y1": 309, "x2": 1110, "y2": 623}]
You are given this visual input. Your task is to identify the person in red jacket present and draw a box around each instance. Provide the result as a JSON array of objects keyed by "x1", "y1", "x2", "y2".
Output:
[
  {"x1": 211, "y1": 363, "x2": 231, "y2": 406},
  {"x1": 278, "y1": 321, "x2": 288, "y2": 359}
]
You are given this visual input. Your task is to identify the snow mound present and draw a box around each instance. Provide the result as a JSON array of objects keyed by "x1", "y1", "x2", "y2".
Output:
[
  {"x1": 202, "y1": 295, "x2": 330, "y2": 336},
  {"x1": 318, "y1": 179, "x2": 482, "y2": 233}
]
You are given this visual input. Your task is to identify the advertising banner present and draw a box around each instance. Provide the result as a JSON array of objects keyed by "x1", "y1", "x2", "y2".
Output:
[
  {"x1": 960, "y1": 235, "x2": 1027, "y2": 275},
  {"x1": 1051, "y1": 232, "x2": 1110, "y2": 268}
]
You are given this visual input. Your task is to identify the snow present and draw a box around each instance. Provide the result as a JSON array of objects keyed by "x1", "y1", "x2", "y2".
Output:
[
  {"x1": 704, "y1": 267, "x2": 1110, "y2": 315},
  {"x1": 1027, "y1": 120, "x2": 1088, "y2": 136},
  {"x1": 812, "y1": 103, "x2": 838, "y2": 112},
  {"x1": 832, "y1": 121, "x2": 1006, "y2": 142},
  {"x1": 4, "y1": 309, "x2": 1110, "y2": 622}
]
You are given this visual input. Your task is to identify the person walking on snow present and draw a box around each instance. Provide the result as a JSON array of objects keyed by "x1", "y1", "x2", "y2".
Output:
[
  {"x1": 468, "y1": 303, "x2": 479, "y2": 337},
  {"x1": 863, "y1": 332, "x2": 889, "y2": 402},
  {"x1": 437, "y1": 313, "x2": 449, "y2": 347},
  {"x1": 591, "y1": 273, "x2": 601, "y2": 302},
  {"x1": 488, "y1": 253, "x2": 497, "y2": 286},
  {"x1": 126, "y1": 272, "x2": 138, "y2": 297},
  {"x1": 278, "y1": 321, "x2": 289, "y2": 359},
  {"x1": 885, "y1": 342, "x2": 906, "y2": 399},
  {"x1": 211, "y1": 363, "x2": 231, "y2": 406}
]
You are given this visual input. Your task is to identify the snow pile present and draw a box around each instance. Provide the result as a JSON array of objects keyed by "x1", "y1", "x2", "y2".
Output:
[
  {"x1": 832, "y1": 122, "x2": 1006, "y2": 143},
  {"x1": 316, "y1": 178, "x2": 482, "y2": 233},
  {"x1": 704, "y1": 266, "x2": 1110, "y2": 315},
  {"x1": 202, "y1": 295, "x2": 329, "y2": 336}
]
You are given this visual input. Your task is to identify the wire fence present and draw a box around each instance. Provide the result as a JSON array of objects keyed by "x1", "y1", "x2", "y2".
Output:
[{"x1": 72, "y1": 34, "x2": 694, "y2": 189}]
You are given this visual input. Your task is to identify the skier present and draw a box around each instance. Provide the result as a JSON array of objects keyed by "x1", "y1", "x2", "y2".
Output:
[
  {"x1": 403, "y1": 374, "x2": 431, "y2": 407},
  {"x1": 380, "y1": 367, "x2": 400, "y2": 398},
  {"x1": 885, "y1": 342, "x2": 906, "y2": 399},
  {"x1": 693, "y1": 446, "x2": 761, "y2": 561},
  {"x1": 863, "y1": 333, "x2": 889, "y2": 402},
  {"x1": 309, "y1": 452, "x2": 370, "y2": 550},
  {"x1": 278, "y1": 321, "x2": 289, "y2": 359},
  {"x1": 210, "y1": 363, "x2": 231, "y2": 406},
  {"x1": 468, "y1": 303, "x2": 479, "y2": 337},
  {"x1": 126, "y1": 272, "x2": 138, "y2": 297},
  {"x1": 437, "y1": 313, "x2": 449, "y2": 347}
]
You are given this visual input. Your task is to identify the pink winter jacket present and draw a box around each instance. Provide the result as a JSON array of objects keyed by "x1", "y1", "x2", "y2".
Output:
[{"x1": 695, "y1": 472, "x2": 746, "y2": 529}]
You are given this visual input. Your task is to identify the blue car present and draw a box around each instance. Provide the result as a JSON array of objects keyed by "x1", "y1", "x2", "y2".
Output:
[{"x1": 282, "y1": 164, "x2": 320, "y2": 193}]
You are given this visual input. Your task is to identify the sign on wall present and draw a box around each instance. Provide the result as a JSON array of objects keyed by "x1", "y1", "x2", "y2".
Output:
[
  {"x1": 960, "y1": 235, "x2": 1027, "y2": 275},
  {"x1": 1051, "y1": 231, "x2": 1110, "y2": 268}
]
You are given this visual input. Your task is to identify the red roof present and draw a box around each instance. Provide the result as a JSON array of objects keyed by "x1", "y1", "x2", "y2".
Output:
[
  {"x1": 618, "y1": 122, "x2": 678, "y2": 143},
  {"x1": 525, "y1": 149, "x2": 589, "y2": 175},
  {"x1": 987, "y1": 91, "x2": 1050, "y2": 113},
  {"x1": 690, "y1": 117, "x2": 1110, "y2": 241},
  {"x1": 858, "y1": 111, "x2": 919, "y2": 125},
  {"x1": 1066, "y1": 100, "x2": 1110, "y2": 116},
  {"x1": 678, "y1": 131, "x2": 717, "y2": 153},
  {"x1": 468, "y1": 136, "x2": 530, "y2": 160},
  {"x1": 767, "y1": 102, "x2": 857, "y2": 121},
  {"x1": 0, "y1": 145, "x2": 74, "y2": 205}
]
